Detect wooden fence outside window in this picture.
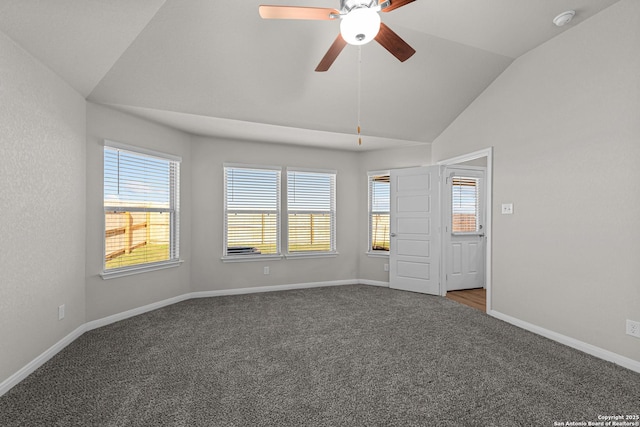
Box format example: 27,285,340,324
105,212,169,262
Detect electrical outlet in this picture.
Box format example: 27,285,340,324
263,266,270,275
501,203,514,215
626,320,640,338
384,264,389,272
58,304,65,321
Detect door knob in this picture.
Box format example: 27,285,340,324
390,233,397,237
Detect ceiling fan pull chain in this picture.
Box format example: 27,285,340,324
357,45,362,146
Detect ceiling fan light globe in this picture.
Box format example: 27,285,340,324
340,8,381,45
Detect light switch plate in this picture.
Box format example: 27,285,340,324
501,203,514,215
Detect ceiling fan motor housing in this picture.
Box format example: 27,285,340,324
340,0,380,13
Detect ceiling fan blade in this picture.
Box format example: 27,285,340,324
315,34,348,72
381,0,416,13
374,22,416,62
259,5,339,20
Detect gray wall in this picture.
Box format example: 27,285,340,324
432,0,640,362
190,137,363,291
85,103,192,322
0,30,87,383
84,107,430,317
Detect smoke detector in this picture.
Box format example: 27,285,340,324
553,10,575,27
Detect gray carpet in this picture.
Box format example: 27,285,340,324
0,285,638,426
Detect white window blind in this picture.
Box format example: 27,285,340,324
368,173,390,252
287,170,336,253
104,145,180,271
451,176,479,233
224,166,281,256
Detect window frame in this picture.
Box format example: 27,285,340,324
101,141,182,279
222,163,283,262
285,167,337,258
367,170,391,256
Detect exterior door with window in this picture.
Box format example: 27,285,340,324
389,166,441,295
444,167,485,291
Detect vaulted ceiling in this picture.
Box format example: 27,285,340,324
0,0,620,150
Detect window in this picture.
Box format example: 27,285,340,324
368,172,390,252
287,169,336,254
104,144,180,274
224,165,281,257
451,176,479,233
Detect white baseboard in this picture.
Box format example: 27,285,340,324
85,293,192,332
85,279,359,331
489,309,640,374
358,279,389,287
190,279,359,299
0,325,86,397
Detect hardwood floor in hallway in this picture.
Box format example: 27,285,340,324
446,288,486,311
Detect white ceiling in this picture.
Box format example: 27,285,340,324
0,0,620,151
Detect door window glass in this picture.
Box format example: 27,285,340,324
451,177,479,233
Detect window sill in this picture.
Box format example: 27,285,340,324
366,251,389,258
285,252,339,260
221,255,284,263
101,259,183,280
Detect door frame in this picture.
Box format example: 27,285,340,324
437,147,493,312
443,165,486,292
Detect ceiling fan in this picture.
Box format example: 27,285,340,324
259,0,416,71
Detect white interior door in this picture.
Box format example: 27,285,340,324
444,167,486,291
389,166,441,295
